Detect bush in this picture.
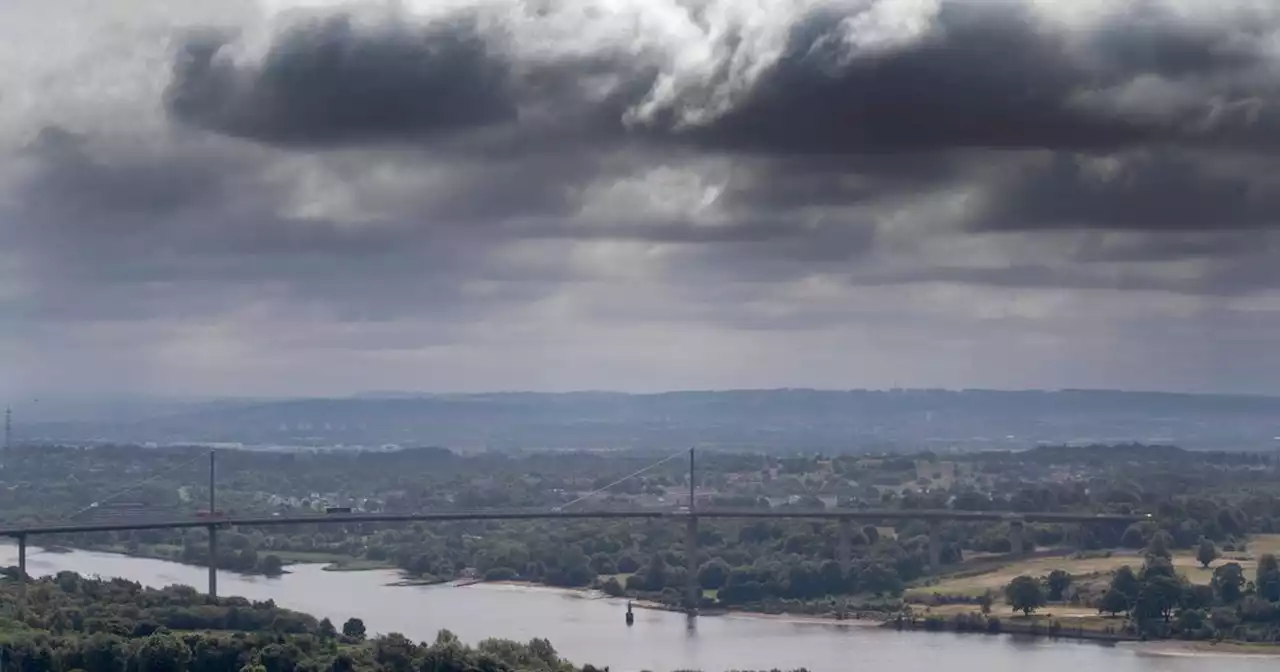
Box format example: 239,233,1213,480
600,577,625,597
484,567,519,582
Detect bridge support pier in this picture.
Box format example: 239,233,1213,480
928,520,942,572
838,518,852,579
685,515,699,615
207,525,218,599
16,533,26,617
1009,520,1025,558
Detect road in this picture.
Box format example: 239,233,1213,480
0,507,1147,537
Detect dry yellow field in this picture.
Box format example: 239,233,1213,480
909,534,1280,599
924,602,1103,620
917,603,1124,633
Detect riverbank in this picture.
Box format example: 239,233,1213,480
35,542,1280,654
56,542,395,575
6,543,1279,672
479,580,886,627
14,544,1234,672
1128,641,1280,658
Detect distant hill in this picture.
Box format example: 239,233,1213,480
17,389,1280,453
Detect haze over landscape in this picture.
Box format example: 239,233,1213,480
13,3,1280,668
5,0,1280,402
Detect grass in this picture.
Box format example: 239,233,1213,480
907,534,1280,600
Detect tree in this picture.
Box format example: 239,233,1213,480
1004,575,1046,616
1140,556,1177,582
1134,574,1182,623
858,561,903,597
1097,589,1129,616
1212,562,1246,604
1196,539,1218,569
1120,524,1147,549
1256,553,1280,602
1045,570,1071,601
600,576,624,597
1110,565,1141,604
342,617,366,640
1145,530,1173,560
616,554,641,574
135,633,192,672
259,554,284,577
642,553,667,592
697,559,730,590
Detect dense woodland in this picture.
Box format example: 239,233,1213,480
1,443,1278,616
0,572,805,671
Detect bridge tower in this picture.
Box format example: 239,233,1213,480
1008,518,1025,558
208,450,218,599
685,447,699,616
928,519,943,571
837,518,852,578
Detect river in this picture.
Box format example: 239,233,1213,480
1,544,1272,672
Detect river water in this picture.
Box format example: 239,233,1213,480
0,545,1272,672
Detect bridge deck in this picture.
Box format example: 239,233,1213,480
0,508,1146,537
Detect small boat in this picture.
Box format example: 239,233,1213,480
625,601,635,626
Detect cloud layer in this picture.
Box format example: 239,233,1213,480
4,0,1280,399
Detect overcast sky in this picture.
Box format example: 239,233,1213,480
3,0,1280,399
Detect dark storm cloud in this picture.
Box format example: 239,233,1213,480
161,1,1280,155
676,9,1122,153
974,151,1280,233
161,0,1280,161
670,4,1142,154
166,12,518,146
1088,8,1263,78
18,0,1280,338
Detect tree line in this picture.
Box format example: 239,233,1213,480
0,570,808,672
1002,533,1280,642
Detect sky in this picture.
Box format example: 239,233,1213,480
3,0,1280,399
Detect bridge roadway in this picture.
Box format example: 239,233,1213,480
0,506,1145,612
0,507,1146,538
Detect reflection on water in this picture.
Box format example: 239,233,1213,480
2,545,1275,672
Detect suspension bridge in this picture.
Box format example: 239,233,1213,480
0,448,1147,615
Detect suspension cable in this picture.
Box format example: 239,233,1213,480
64,451,210,520
557,449,688,510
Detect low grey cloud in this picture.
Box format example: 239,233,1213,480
5,0,1280,399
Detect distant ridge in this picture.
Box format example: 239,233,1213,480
19,389,1280,452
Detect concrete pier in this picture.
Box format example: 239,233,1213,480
838,518,853,579
1009,519,1025,557
208,525,218,598
685,515,699,615
17,533,26,616
928,520,942,571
